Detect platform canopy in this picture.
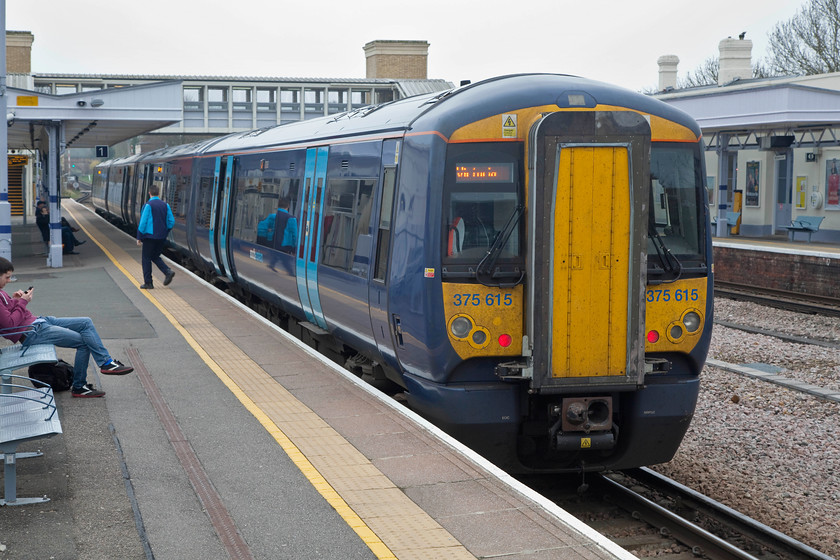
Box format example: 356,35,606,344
6,80,183,150
656,79,840,150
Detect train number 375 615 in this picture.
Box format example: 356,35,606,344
453,293,513,306
645,288,699,303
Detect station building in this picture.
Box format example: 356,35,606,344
654,37,840,243
3,32,452,219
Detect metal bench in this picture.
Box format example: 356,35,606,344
711,211,741,235
781,215,824,242
1,342,61,506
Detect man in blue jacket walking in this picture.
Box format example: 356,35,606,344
136,185,175,289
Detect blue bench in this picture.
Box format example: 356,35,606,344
781,215,824,242
0,342,61,506
711,211,741,234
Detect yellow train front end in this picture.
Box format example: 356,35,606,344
433,84,710,472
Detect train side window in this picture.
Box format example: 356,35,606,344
195,159,217,230
373,167,396,282
321,178,376,276
169,159,192,225
229,154,301,247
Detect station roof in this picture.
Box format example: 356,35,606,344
654,74,840,149
31,72,454,99
5,80,183,150
657,81,840,131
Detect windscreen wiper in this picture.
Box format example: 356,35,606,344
476,204,525,288
648,225,683,284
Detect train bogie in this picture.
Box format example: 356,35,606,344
93,74,712,473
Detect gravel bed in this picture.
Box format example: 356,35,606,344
652,298,840,558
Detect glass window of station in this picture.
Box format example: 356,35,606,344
183,87,203,110
280,88,301,123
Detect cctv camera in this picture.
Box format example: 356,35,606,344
77,100,87,107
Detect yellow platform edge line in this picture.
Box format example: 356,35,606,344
71,209,399,560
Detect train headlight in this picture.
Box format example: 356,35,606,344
450,316,473,339
472,330,487,345
683,311,701,333
669,324,683,340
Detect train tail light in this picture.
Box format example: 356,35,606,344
498,333,512,347
646,330,660,343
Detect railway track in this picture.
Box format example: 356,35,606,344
714,281,840,317
524,469,832,560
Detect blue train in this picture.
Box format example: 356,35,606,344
92,74,713,473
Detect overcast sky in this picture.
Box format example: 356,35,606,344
7,0,804,93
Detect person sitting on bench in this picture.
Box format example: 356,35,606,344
0,257,133,398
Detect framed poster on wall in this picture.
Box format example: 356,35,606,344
796,176,808,209
745,161,760,207
827,158,840,209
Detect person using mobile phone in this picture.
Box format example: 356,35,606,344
0,257,133,398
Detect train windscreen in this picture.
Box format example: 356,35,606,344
648,143,706,277
442,144,524,284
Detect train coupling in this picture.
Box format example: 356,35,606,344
549,396,616,451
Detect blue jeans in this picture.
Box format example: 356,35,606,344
21,316,112,389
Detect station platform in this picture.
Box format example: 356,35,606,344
713,233,840,258
712,233,840,300
0,201,634,560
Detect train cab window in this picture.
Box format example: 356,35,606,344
649,144,706,274
321,178,376,277
442,145,524,283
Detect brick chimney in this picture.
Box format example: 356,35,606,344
363,40,429,79
718,36,752,85
657,54,679,90
6,31,34,74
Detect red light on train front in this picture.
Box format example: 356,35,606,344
498,333,512,347
647,330,660,343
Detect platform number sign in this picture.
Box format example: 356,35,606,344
95,145,109,158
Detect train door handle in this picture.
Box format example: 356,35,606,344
598,253,611,269
393,315,404,347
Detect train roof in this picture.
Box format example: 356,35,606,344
98,74,702,165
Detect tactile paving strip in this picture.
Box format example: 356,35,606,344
71,207,476,559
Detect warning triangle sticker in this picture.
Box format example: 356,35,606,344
503,116,515,127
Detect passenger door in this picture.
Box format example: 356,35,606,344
369,140,401,372
295,147,329,329
774,151,792,232
209,155,236,280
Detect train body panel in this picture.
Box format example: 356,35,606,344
93,74,711,473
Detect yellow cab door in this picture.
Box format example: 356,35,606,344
527,110,650,392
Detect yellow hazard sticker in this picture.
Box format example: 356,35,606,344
581,438,591,449
502,113,517,138
17,96,38,106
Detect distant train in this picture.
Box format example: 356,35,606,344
92,74,713,473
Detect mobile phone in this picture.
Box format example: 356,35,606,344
25,286,33,293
